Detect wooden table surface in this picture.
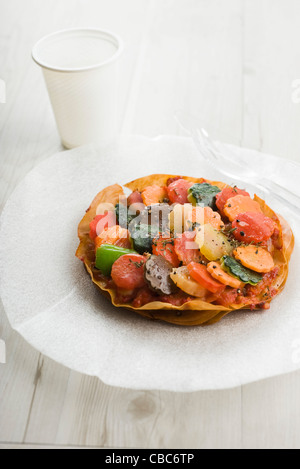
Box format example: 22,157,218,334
1,0,300,450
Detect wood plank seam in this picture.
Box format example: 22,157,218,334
22,355,44,443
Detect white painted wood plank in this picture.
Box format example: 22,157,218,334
23,357,71,445
0,304,40,443
242,372,300,449
0,0,53,436
243,0,300,163
122,0,244,145
54,373,241,449
241,0,300,449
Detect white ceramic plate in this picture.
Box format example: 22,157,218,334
0,136,299,391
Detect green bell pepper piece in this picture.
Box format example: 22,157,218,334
95,244,137,276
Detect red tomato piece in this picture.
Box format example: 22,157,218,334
215,288,239,307
89,212,116,240
152,236,180,267
245,267,279,299
166,176,182,186
167,179,193,205
111,254,146,290
216,186,250,216
132,286,157,308
187,262,225,294
232,212,277,244
127,191,143,206
174,231,202,265
160,293,191,306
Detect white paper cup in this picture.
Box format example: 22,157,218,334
32,28,124,149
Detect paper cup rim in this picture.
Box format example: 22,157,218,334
32,27,124,73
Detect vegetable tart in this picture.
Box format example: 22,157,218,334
76,175,294,326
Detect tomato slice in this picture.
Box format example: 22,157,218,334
132,286,157,308
127,191,143,206
111,254,147,289
215,288,239,307
167,179,192,205
216,186,250,216
89,212,116,240
166,176,182,186
174,231,202,265
187,262,225,294
152,236,180,267
232,212,277,244
159,292,192,306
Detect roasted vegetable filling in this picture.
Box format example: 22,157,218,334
84,177,285,313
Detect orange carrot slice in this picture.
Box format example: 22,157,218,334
95,226,131,250
141,185,168,206
187,262,225,294
233,245,275,273
216,186,250,216
207,262,245,289
186,207,224,231
224,195,262,221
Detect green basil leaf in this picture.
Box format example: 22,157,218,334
188,183,221,208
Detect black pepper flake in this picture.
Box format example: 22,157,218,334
228,204,232,208
236,219,240,223
240,231,245,237
213,265,217,269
